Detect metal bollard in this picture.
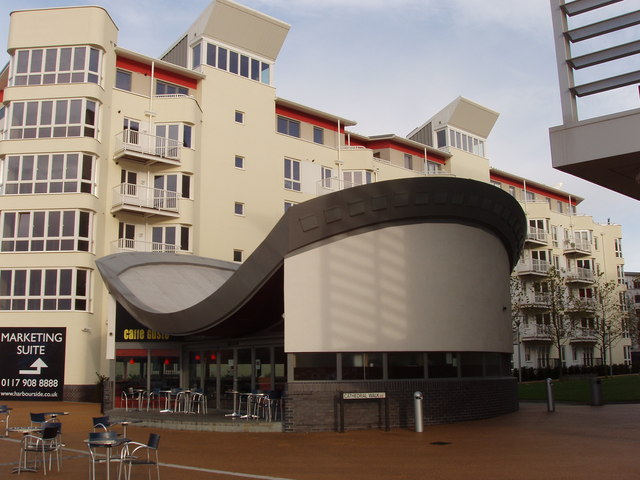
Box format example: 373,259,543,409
414,391,424,432
590,378,603,406
546,378,555,412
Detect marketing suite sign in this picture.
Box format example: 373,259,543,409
0,327,66,401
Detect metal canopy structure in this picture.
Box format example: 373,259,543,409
549,0,640,200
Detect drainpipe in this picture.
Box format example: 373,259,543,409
336,119,342,190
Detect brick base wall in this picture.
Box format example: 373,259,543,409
283,377,518,432
62,384,98,403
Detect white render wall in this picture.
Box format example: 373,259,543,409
284,223,513,353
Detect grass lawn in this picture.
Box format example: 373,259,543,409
518,374,640,403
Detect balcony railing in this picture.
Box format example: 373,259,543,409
111,183,179,216
518,292,551,309
566,267,594,283
114,129,182,165
526,227,548,244
516,259,551,275
570,328,597,342
563,238,591,254
567,298,596,312
112,238,187,254
520,324,553,340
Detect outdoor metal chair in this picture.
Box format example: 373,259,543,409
18,424,61,475
0,405,10,436
87,430,120,480
119,433,160,480
92,416,111,431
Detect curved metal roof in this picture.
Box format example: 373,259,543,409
96,177,527,337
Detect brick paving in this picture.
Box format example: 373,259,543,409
1,400,639,479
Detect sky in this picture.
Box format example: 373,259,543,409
1,0,638,270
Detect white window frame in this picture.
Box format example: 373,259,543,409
284,158,301,191
12,46,101,86
8,98,98,139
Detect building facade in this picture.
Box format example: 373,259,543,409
0,0,629,430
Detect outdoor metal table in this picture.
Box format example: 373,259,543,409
113,420,142,437
225,390,241,418
85,436,130,480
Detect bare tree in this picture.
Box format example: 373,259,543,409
544,266,572,369
591,272,627,374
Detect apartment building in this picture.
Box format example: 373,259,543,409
0,0,628,429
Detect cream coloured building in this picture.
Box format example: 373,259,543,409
0,0,628,430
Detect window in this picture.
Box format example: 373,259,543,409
233,249,243,262
525,190,535,202
1,210,91,252
155,80,188,96
9,98,97,139
277,116,300,137
284,201,296,212
321,167,333,189
284,159,301,191
388,352,424,379
234,202,245,216
617,265,625,285
115,69,132,91
203,41,271,84
342,170,372,187
153,174,179,210
235,111,244,124
3,153,96,195
615,238,623,258
13,46,101,86
192,43,201,69
313,126,324,144
557,200,564,213
404,153,413,170
436,129,447,148
491,180,502,188
445,127,485,156
151,225,190,253
155,124,191,158
426,161,441,175
342,353,383,380
235,155,244,169
0,268,89,311
181,175,191,199
118,222,136,250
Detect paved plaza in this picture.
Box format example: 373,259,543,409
1,400,638,479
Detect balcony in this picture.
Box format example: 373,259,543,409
316,177,361,196
563,239,591,256
566,267,594,284
516,259,550,276
525,227,548,246
111,238,188,254
520,324,553,342
569,328,597,343
114,129,182,166
519,292,551,309
111,183,180,218
567,298,596,313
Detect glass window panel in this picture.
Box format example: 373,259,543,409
30,49,43,72
293,353,336,381
192,43,201,68
78,212,89,238
25,103,38,125
21,156,34,181
66,154,78,179
47,211,61,237
44,270,58,296
7,157,20,181
116,70,132,90
59,269,72,295
0,271,12,297
260,62,270,84
428,352,458,378
89,48,100,73
32,212,45,237
2,213,16,238
16,51,29,74
51,155,64,179
229,51,238,74
17,213,30,237
251,59,260,81
14,270,27,296
69,99,82,124
62,211,75,236
240,55,249,77
11,102,24,126
73,47,86,70
76,270,87,296
206,43,216,66
217,47,227,70
40,101,53,125
55,100,68,124
460,352,483,377
29,270,42,296
59,48,72,70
